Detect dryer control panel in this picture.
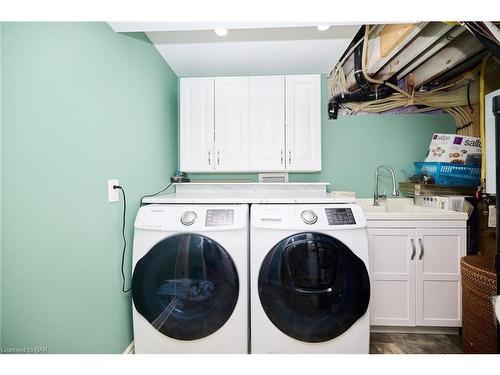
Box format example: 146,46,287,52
135,204,247,231
325,208,356,225
206,209,234,226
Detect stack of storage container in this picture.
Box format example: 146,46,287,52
415,133,482,187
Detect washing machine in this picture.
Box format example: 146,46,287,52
250,203,370,353
132,204,248,353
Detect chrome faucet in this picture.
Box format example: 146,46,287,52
374,165,400,206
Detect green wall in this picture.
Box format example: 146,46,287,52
0,23,457,354
0,22,3,346
0,23,178,353
189,76,456,197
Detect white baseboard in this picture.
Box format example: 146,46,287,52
123,341,135,354
371,326,460,335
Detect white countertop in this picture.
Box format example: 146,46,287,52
142,192,355,204
174,182,330,186
143,182,355,204
142,184,467,222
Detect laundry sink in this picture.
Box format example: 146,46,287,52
359,198,432,212
362,204,438,214
361,204,388,213
357,198,467,220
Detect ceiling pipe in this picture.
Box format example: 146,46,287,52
328,41,395,120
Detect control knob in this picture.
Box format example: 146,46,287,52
301,210,318,225
180,211,197,226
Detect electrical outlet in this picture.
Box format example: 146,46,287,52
108,179,119,203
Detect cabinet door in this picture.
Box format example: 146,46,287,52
214,77,251,171
285,75,321,171
179,77,215,172
415,228,465,327
249,76,285,171
368,228,417,326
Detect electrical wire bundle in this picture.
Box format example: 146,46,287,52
328,25,500,130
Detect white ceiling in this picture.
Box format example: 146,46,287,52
108,23,360,76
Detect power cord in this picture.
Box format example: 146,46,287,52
140,182,173,206
113,185,131,293
113,182,174,294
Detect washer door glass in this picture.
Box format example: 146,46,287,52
132,234,239,341
258,232,370,343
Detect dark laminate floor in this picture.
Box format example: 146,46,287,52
370,332,463,354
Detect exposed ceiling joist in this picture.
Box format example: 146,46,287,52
411,31,484,88
396,26,466,80
345,23,428,89
376,23,455,82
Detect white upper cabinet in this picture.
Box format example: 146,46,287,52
180,77,215,172
179,74,321,173
214,77,251,171
285,75,321,171
249,76,285,171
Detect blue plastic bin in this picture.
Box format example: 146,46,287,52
414,162,480,186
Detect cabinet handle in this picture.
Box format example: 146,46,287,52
410,239,416,260
288,150,291,164
208,151,211,165
217,151,220,165
418,238,424,260
280,150,283,165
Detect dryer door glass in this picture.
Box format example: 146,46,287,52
132,234,239,341
258,232,370,343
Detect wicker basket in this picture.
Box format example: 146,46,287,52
461,256,498,353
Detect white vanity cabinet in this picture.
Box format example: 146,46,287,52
368,223,466,328
179,74,321,173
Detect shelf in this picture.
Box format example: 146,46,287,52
399,182,477,197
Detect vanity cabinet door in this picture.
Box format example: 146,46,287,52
415,228,465,327
368,228,417,326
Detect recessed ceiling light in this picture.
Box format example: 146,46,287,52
214,28,228,37
317,25,331,31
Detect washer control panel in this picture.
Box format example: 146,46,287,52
251,204,366,230
205,209,234,227
325,208,356,225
